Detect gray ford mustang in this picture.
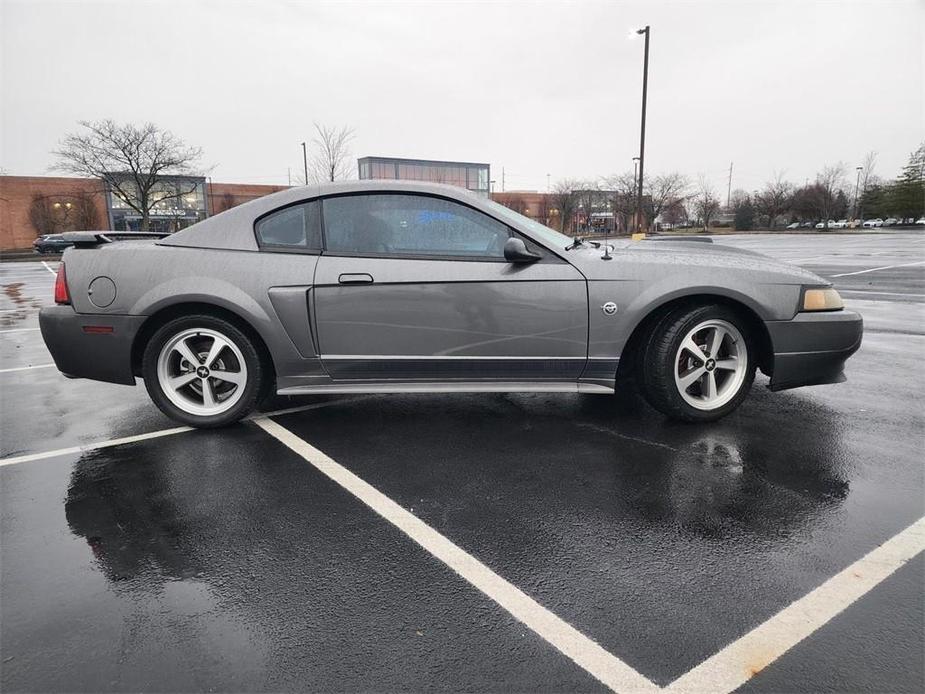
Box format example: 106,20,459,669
40,181,862,427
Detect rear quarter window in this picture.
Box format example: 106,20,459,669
255,201,322,252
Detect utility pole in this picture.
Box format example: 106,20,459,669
288,167,291,187
635,25,650,233
502,167,505,192
632,156,640,233
301,142,308,186
546,173,550,193
853,166,863,223
726,162,733,207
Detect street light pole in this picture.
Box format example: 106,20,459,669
853,166,863,224
301,142,309,186
632,156,640,233
635,25,650,233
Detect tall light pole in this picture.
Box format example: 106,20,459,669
853,166,863,224
635,25,650,233
301,141,309,186
632,156,640,233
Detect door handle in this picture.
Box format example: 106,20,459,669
338,273,374,284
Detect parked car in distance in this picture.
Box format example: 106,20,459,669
883,218,899,226
39,181,863,428
815,220,836,229
831,220,849,229
800,222,814,228
32,234,74,254
862,218,884,228
785,222,800,230
916,217,925,225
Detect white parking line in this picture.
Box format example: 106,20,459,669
41,261,58,276
0,328,40,334
840,290,925,298
257,419,925,694
0,275,54,281
665,516,925,693
0,397,367,467
0,363,54,374
0,426,195,467
255,416,659,694
831,260,925,278
791,255,830,264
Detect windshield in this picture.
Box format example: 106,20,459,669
481,198,573,249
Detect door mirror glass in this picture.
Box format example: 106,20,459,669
503,237,541,263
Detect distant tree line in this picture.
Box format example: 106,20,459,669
536,143,924,234
729,145,924,231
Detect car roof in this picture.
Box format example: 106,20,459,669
159,180,495,252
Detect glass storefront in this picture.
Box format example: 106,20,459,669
107,176,208,232
358,157,490,197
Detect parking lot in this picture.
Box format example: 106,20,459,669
2,231,923,692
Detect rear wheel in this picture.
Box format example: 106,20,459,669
142,315,264,428
641,304,755,422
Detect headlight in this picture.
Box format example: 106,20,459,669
802,287,844,311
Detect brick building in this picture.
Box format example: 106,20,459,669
0,175,288,252
490,191,557,227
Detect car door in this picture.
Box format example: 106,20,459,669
312,192,588,382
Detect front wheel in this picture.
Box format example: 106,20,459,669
641,305,755,422
142,315,265,428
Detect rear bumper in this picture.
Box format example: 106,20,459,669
765,310,863,391
38,306,144,385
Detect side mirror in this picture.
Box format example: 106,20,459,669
504,237,541,263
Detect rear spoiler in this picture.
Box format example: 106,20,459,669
60,231,171,248
644,235,714,244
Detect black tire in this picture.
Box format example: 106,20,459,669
640,304,755,422
142,314,265,428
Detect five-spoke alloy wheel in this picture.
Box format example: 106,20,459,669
641,304,755,422
673,319,749,411
143,315,264,427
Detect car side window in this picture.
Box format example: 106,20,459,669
322,194,512,259
255,201,322,252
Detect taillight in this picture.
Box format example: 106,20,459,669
54,263,70,305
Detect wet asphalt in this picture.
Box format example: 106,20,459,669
1,232,924,693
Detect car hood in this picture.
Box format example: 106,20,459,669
564,237,828,285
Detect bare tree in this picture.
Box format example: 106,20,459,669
600,172,638,234
695,177,721,230
856,151,877,221
661,198,688,227
29,192,101,235
53,120,204,231
308,123,355,183
646,172,691,228
574,181,601,234
812,163,848,229
754,172,794,229
548,179,581,234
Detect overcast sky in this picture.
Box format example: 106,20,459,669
2,0,922,194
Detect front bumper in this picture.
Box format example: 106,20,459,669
39,306,145,385
764,310,863,391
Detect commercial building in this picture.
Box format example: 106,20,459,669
107,175,208,232
358,156,490,197
0,175,288,251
